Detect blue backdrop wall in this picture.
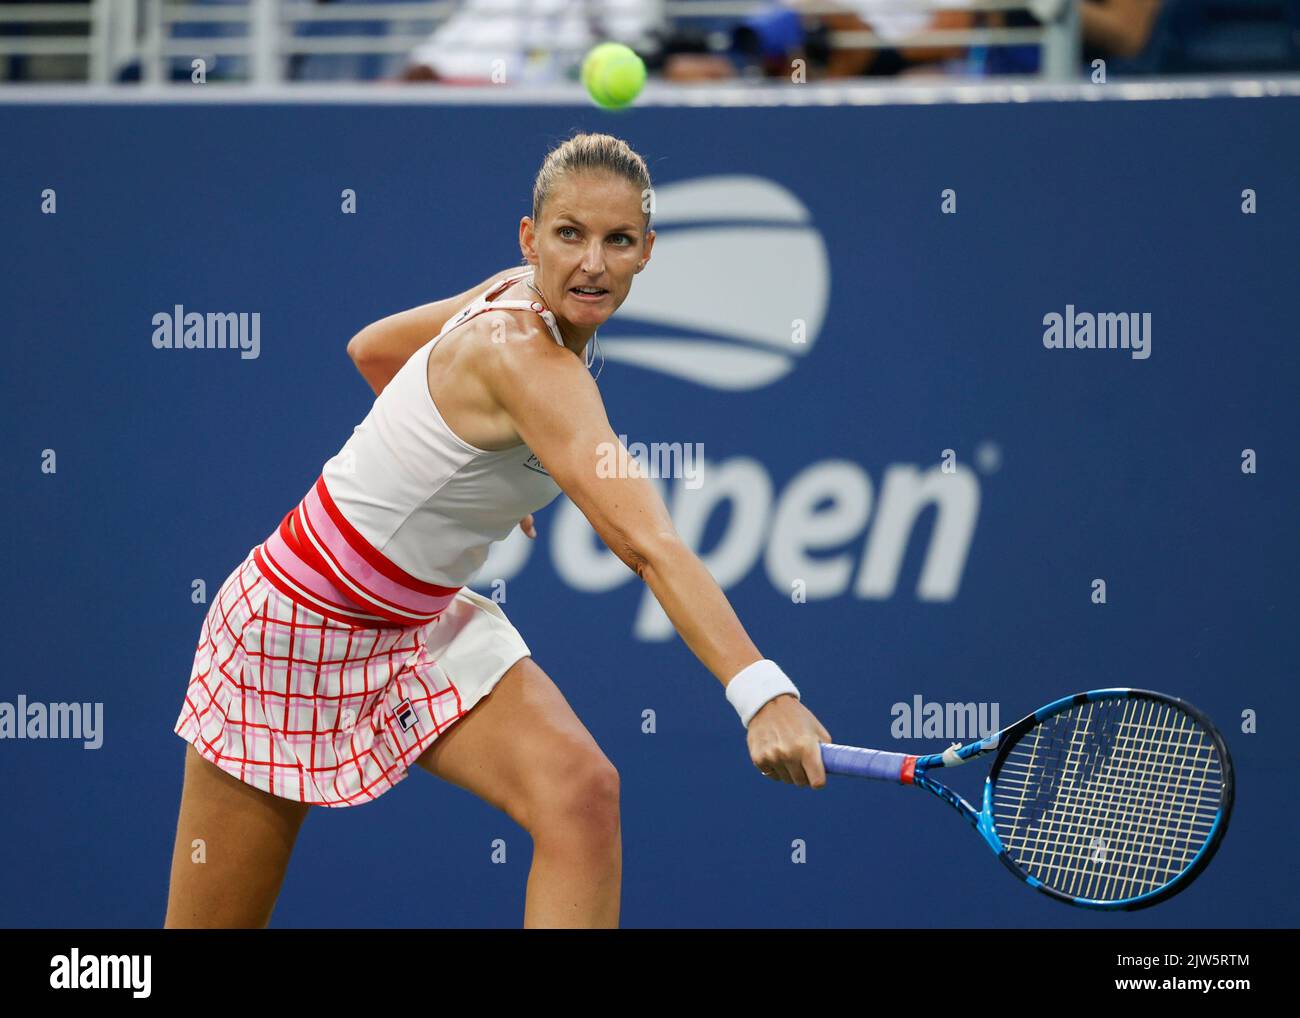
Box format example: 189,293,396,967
2,95,1296,928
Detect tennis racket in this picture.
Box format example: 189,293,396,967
819,688,1234,910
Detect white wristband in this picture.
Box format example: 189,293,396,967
725,659,800,729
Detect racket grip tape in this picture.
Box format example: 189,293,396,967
819,743,912,783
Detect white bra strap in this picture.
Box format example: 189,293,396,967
448,301,566,348
441,270,565,348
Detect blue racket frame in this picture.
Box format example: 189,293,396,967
818,687,1235,911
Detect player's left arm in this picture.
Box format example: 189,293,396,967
347,265,523,396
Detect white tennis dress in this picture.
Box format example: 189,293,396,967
174,269,568,806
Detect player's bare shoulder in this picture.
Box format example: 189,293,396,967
467,304,553,354
434,303,551,379
477,304,588,382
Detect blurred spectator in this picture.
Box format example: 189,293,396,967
1080,0,1162,60
720,5,828,77
666,0,981,80
972,4,1054,76
402,0,660,84
799,0,978,76
652,1,970,82
655,26,741,82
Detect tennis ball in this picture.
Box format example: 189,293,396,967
581,42,645,110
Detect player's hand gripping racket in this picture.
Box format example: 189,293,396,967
819,688,1233,910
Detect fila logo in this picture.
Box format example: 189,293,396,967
522,452,550,476
392,698,417,732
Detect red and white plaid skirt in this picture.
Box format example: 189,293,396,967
174,550,531,807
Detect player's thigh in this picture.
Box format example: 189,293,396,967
165,743,311,928
414,656,617,833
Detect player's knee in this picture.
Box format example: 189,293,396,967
525,752,620,843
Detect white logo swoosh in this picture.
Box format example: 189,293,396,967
607,176,830,390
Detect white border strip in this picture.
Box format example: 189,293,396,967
2,76,1300,107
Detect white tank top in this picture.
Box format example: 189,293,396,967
320,268,565,586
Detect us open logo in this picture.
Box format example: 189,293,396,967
470,175,987,641
603,174,830,390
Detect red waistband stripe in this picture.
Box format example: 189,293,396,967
253,476,461,628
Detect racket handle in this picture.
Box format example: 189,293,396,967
819,743,910,782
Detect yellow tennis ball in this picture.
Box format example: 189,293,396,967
581,42,646,110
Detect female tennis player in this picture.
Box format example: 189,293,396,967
166,132,831,929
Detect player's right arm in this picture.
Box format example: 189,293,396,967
482,325,832,787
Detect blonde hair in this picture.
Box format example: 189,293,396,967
531,132,652,232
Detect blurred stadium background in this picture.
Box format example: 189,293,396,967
3,1,1298,930
2,0,1298,86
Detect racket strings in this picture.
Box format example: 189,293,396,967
1004,700,1221,899
1015,700,1218,900
991,697,1224,902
